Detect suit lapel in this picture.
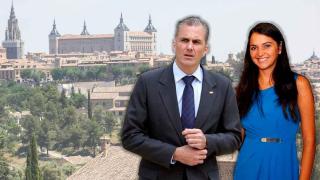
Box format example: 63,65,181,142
158,64,184,143
195,69,217,129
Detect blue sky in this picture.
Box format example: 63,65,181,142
0,0,319,63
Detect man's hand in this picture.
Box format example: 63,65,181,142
182,128,207,150
173,145,207,166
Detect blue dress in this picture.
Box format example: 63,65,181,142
234,86,300,180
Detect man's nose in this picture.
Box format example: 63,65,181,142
186,42,193,50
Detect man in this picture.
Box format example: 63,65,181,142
121,16,241,180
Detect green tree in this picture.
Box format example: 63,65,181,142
21,115,41,144
59,88,68,108
20,69,33,79
0,116,20,153
44,102,59,124
0,98,6,115
96,66,108,80
70,93,86,108
20,69,46,84
70,86,75,96
65,68,80,82
38,119,55,155
93,106,104,124
6,84,31,111
111,65,122,84
29,90,46,117
42,84,60,105
25,134,41,180
33,71,46,84
123,67,134,77
51,68,65,81
41,164,63,180
93,106,117,136
138,64,151,74
104,112,117,136
61,106,77,129
87,89,92,119
84,119,103,157
0,155,10,180
86,67,99,81
68,125,85,150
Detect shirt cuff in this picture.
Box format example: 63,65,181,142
170,155,176,164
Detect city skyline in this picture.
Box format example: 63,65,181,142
0,0,319,63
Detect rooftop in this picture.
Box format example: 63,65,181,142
60,34,114,40
67,146,140,180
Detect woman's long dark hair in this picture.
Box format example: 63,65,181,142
236,22,298,121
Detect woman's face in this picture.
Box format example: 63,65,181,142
249,32,282,72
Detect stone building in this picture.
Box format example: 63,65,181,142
2,3,24,59
291,51,320,81
0,47,6,62
90,84,133,117
0,66,15,80
49,14,157,55
0,59,53,81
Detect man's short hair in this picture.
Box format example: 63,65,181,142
174,16,210,43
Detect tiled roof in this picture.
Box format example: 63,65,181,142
60,34,114,40
68,145,237,180
90,92,118,100
92,85,134,93
67,146,140,180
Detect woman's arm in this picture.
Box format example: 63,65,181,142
296,75,316,180
241,128,245,142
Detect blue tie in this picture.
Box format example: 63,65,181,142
181,76,195,129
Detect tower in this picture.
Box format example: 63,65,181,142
80,21,90,35
144,15,157,54
2,2,24,59
48,19,61,54
114,13,130,51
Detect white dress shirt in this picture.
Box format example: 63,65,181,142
173,61,203,118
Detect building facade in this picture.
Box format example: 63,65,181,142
49,14,157,55
0,47,6,62
2,3,24,59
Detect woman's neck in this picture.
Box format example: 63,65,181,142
258,69,274,89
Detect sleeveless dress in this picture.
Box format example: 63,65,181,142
233,86,300,180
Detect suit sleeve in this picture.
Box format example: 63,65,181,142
121,75,176,168
205,80,242,156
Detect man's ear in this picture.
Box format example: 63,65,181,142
204,44,210,56
172,40,176,53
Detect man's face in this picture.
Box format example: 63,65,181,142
173,24,208,73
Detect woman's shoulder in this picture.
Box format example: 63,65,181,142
295,74,312,92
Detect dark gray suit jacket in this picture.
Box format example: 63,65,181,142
122,63,241,180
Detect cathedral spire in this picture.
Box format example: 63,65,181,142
120,13,124,24
81,20,90,35
10,0,16,19
144,14,157,33
114,13,129,31
49,19,60,36
6,1,21,40
2,2,24,59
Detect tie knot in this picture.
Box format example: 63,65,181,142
182,76,195,85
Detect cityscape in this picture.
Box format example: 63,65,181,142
0,1,319,180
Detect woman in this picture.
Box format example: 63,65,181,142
233,22,315,180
